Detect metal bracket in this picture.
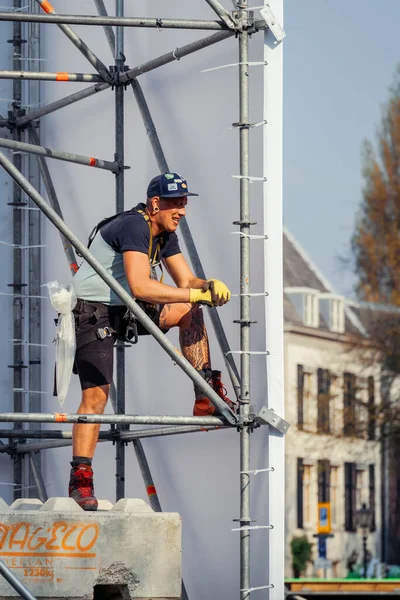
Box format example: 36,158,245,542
260,5,286,42
257,406,290,435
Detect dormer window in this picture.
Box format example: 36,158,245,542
284,287,320,328
319,294,345,333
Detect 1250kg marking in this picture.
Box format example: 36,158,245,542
0,521,99,553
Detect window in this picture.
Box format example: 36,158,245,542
318,460,330,502
344,462,356,531
297,458,313,529
369,465,376,532
330,466,339,526
285,288,319,328
356,467,368,509
330,298,345,333
304,293,319,327
297,458,303,528
368,376,375,441
319,295,345,333
343,372,356,436
297,366,315,431
297,365,304,430
317,369,330,434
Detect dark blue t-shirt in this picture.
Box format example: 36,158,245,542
101,203,181,260
73,204,181,305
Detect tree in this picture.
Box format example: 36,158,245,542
352,65,400,306
291,535,313,578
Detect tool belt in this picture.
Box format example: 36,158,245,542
73,299,139,349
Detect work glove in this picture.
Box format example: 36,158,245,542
189,279,231,307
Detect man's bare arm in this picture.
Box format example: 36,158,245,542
163,253,206,289
123,251,190,303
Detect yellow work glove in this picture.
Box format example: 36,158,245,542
189,279,231,307
205,279,231,304
189,288,214,306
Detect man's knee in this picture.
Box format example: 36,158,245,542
80,385,109,413
160,302,197,330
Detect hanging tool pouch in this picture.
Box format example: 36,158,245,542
111,301,160,342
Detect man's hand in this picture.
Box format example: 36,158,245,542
189,279,231,307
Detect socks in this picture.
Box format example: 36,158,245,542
71,456,92,468
194,368,213,400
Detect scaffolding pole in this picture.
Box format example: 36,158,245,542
0,136,119,171
0,424,224,441
0,559,38,600
93,0,115,55
29,127,79,274
10,0,24,501
114,0,126,502
0,70,103,82
238,7,251,599
0,412,227,426
16,28,235,128
0,150,238,423
34,0,112,82
27,0,44,500
0,12,228,31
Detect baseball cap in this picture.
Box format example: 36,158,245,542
147,173,199,199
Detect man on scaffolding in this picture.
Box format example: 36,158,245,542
68,172,235,510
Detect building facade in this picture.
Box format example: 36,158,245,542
283,230,382,578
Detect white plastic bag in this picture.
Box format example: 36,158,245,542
45,280,77,405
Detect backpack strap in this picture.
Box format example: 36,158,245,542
134,206,165,283
77,205,166,283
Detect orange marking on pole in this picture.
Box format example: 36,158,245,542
55,413,67,423
40,0,54,13
147,485,157,496
89,157,97,167
70,263,79,274
56,73,69,81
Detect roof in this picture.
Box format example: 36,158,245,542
283,229,364,336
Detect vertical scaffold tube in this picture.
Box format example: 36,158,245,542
238,8,251,600
115,0,125,502
11,0,24,501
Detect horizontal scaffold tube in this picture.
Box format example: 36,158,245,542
0,425,225,453
0,424,225,441
0,70,103,82
0,12,228,30
0,150,237,423
0,412,227,426
16,28,235,127
0,137,119,172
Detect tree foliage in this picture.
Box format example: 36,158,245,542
352,66,400,305
291,535,313,578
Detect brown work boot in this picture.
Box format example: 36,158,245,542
193,370,236,417
69,464,98,511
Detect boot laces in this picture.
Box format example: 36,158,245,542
70,468,94,499
211,375,237,408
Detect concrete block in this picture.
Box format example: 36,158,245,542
113,499,153,513
39,498,83,512
97,499,114,511
9,499,43,511
0,496,181,599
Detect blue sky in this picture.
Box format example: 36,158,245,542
283,0,400,297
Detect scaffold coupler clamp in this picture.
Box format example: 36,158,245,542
109,65,131,90
232,9,254,35
6,108,25,132
236,405,258,432
256,406,290,435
